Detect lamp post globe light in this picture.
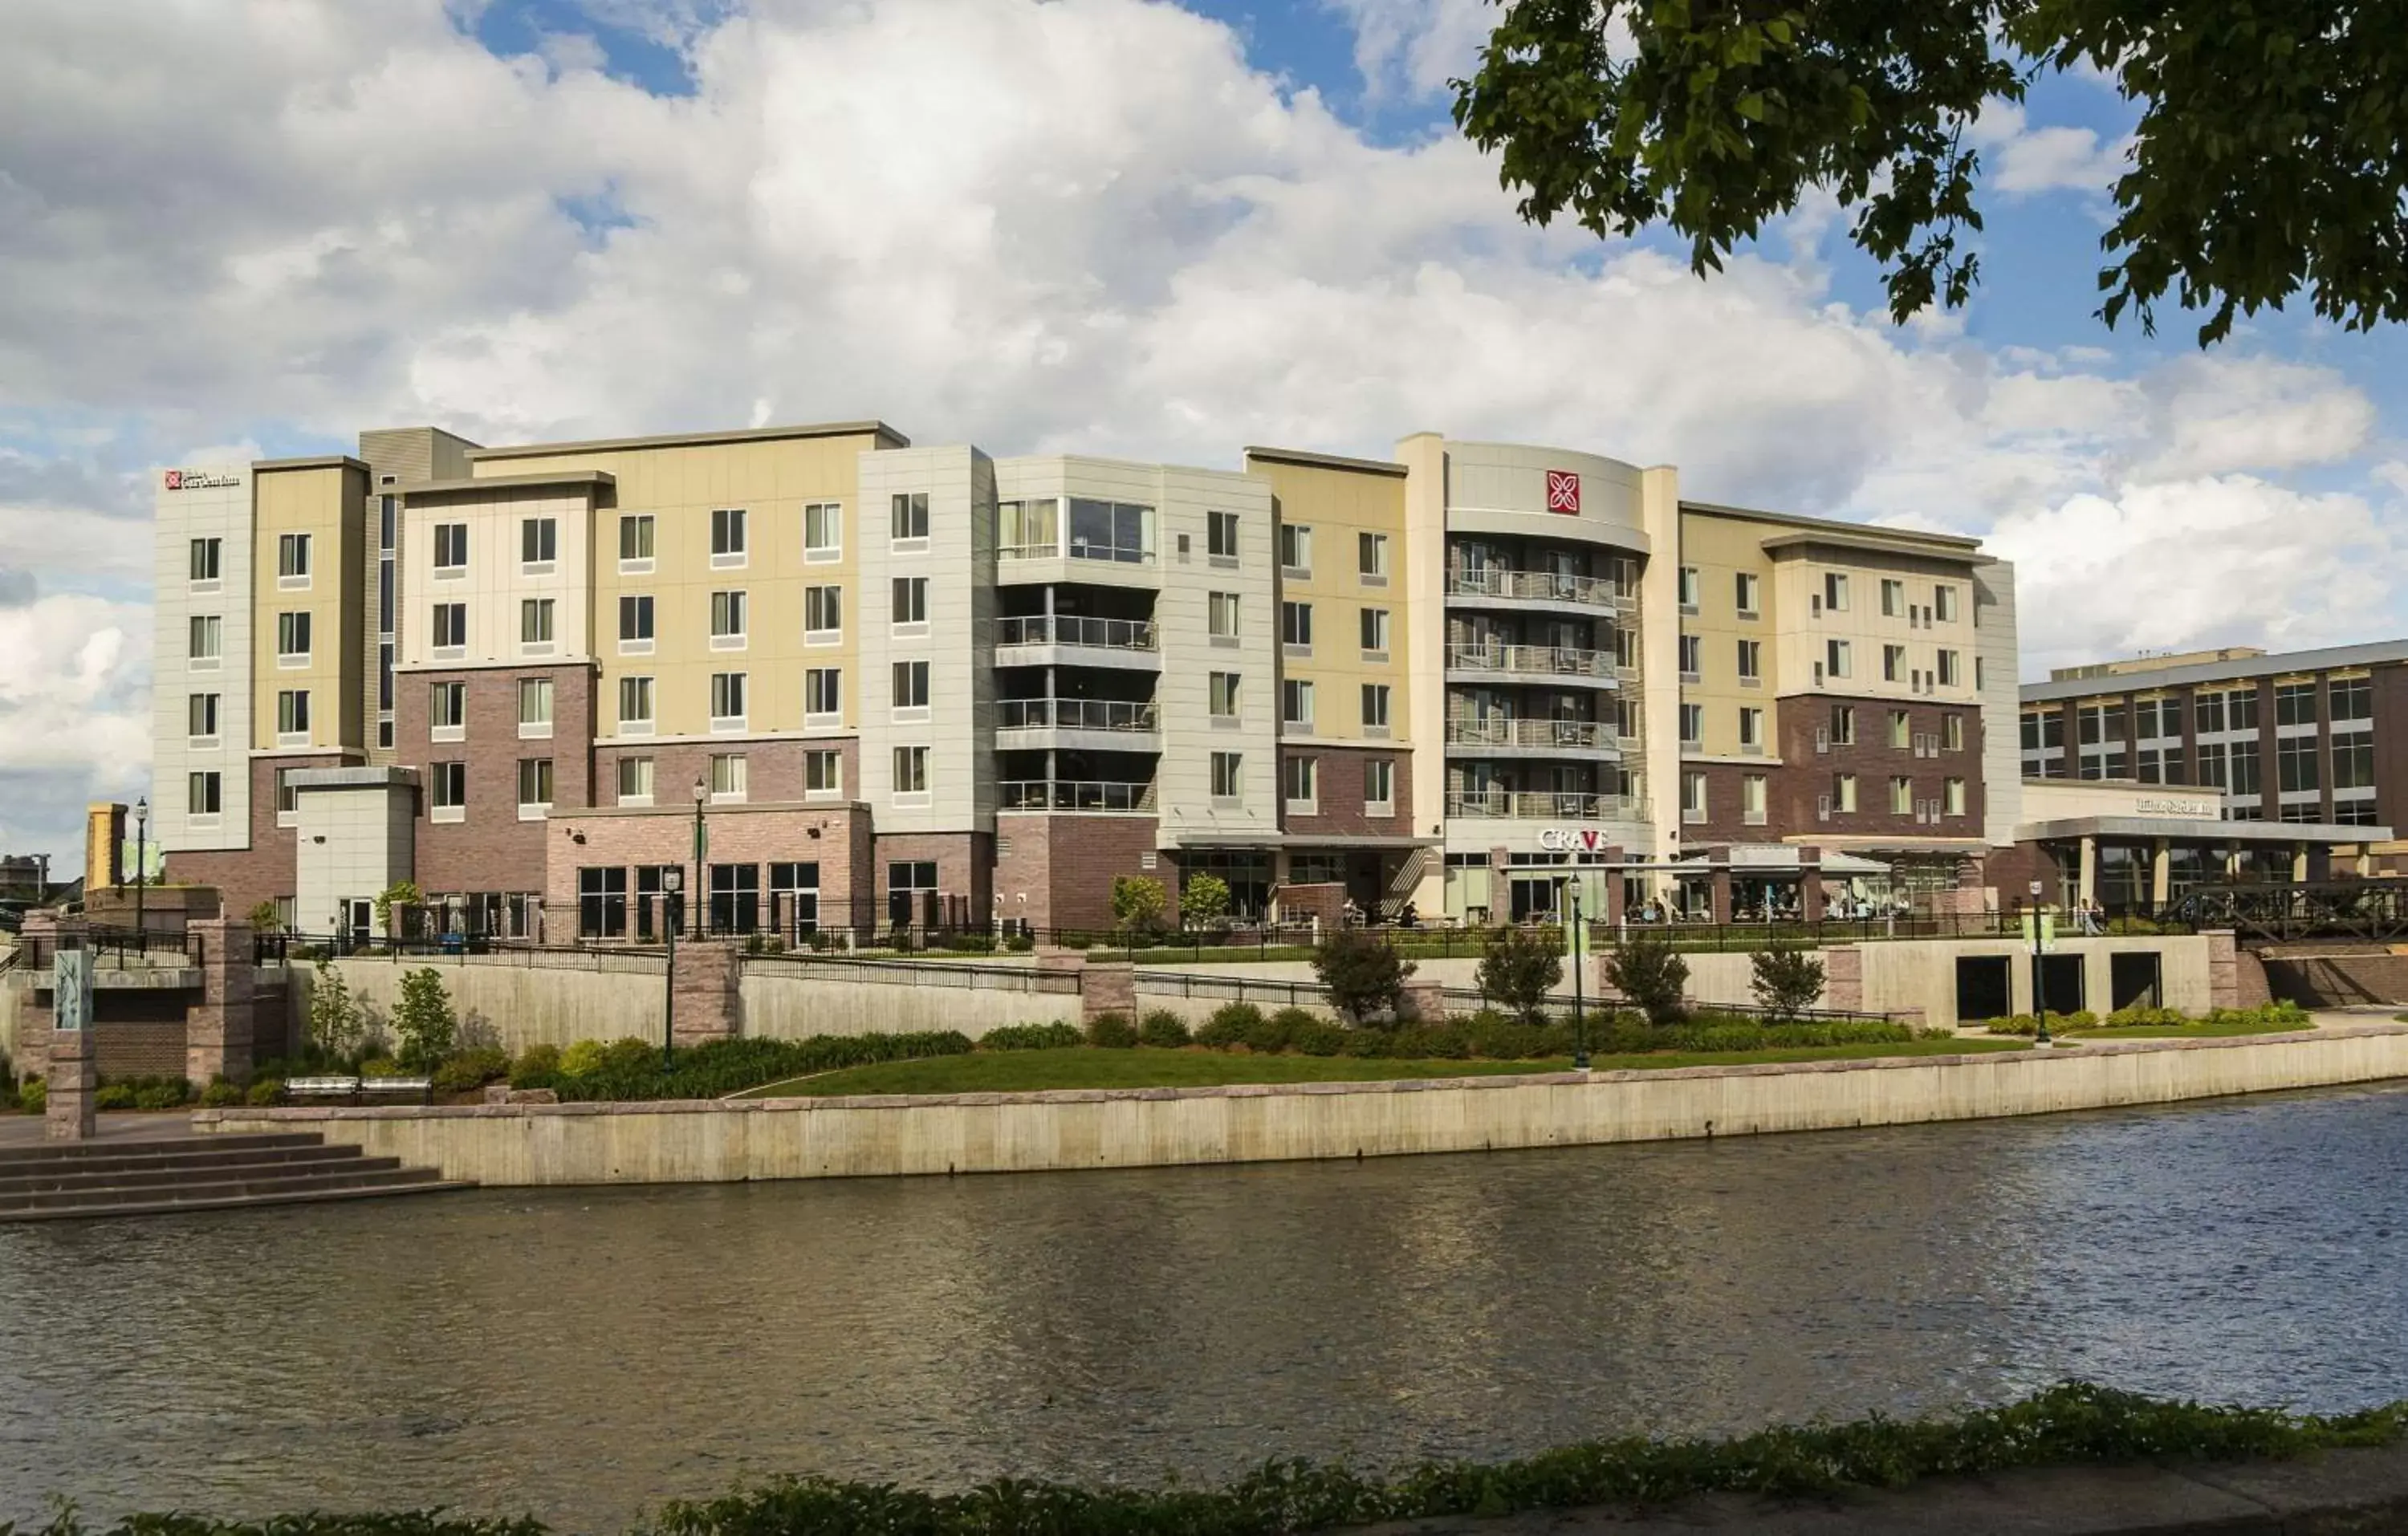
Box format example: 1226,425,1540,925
661,863,684,1071
132,796,148,941
691,776,709,941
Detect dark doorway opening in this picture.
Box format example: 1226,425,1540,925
2038,953,2086,1014
1955,956,2012,1024
2109,950,2163,1011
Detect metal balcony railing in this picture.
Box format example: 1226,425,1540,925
1444,717,1617,750
996,698,1160,732
1444,642,1617,679
995,615,1157,651
1445,789,1637,820
1446,568,1617,608
999,779,1159,812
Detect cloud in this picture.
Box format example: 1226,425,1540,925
0,591,151,860
1969,101,2133,195
1319,0,1492,101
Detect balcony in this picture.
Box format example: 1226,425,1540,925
999,778,1158,813
1446,789,1638,821
1444,642,1619,686
1445,718,1620,756
1446,568,1624,613
998,698,1159,732
994,613,1161,672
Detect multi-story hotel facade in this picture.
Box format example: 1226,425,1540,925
152,417,2038,940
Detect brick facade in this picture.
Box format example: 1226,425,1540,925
992,815,1161,931
170,751,352,919
1279,743,1413,839
872,831,993,930
1672,694,1986,845
544,802,875,939
592,737,860,814
396,662,595,896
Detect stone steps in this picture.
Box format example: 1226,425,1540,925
0,1134,473,1221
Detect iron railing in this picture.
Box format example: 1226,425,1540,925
999,779,1158,812
1446,789,1638,820
1446,568,1618,608
16,926,205,972
996,698,1160,733
1446,717,1618,750
995,614,1157,651
739,953,1082,993
1444,642,1618,679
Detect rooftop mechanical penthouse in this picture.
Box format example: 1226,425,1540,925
154,417,2067,941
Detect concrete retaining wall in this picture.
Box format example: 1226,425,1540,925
2260,947,2408,1008
197,1022,2408,1187
739,973,1080,1040
323,956,669,1051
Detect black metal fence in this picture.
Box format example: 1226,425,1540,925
16,925,205,972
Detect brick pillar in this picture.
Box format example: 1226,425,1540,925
669,939,742,1047
1602,848,1626,924
187,917,254,1087
1823,945,1864,1014
1800,847,1825,921
2205,929,2239,1011
40,916,96,1141
1708,848,1734,924
1081,961,1136,1023
1401,977,1446,1024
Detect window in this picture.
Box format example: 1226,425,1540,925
187,693,219,740
1681,770,1707,823
1883,644,1906,682
429,761,466,815
2195,690,2226,734
2335,738,2377,790
1678,633,1701,677
893,745,929,797
431,603,466,650
2137,746,2186,784
2136,696,2180,741
891,576,928,628
1833,773,1857,813
520,517,557,568
2227,687,2260,733
1742,774,1767,824
893,659,930,713
2196,741,2228,789
517,758,554,815
1283,754,1317,809
887,860,938,926
804,750,842,796
710,671,747,728
433,522,469,572
710,753,748,798
804,586,842,641
277,610,311,663
1210,751,1243,800
2229,746,2262,799
1279,523,1312,575
1889,709,1910,749
710,506,747,564
188,770,222,817
619,594,654,648
1938,650,1961,688
1358,532,1389,583
803,502,842,562
2333,677,2373,724
2076,701,2128,779
518,677,554,737
1880,578,1904,617
2277,734,2320,794
1735,571,1760,615
1943,713,1964,751
805,668,841,721
1067,498,1152,563
276,689,310,739
1208,510,1239,563
1830,705,1856,746
1824,571,1849,611
1825,639,1851,678
1887,776,1912,814
1280,599,1312,652
710,590,747,647
278,532,311,583
1677,567,1700,610
1208,591,1240,642
1360,607,1390,656
617,676,653,731
1739,706,1764,750
429,681,466,737
189,537,222,583
1209,672,1240,720
1945,777,1967,815
1737,639,1761,681
276,767,302,817
2276,681,2318,727
578,867,628,941
1365,758,1394,812
188,614,222,664
1935,584,1959,623
890,491,929,542
1362,683,1390,733
1282,678,1316,730
1679,702,1702,745
520,598,555,648
619,514,655,566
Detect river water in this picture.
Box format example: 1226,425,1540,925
5,1084,2407,1532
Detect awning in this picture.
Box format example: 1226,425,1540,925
2015,816,2394,843
1670,846,1890,876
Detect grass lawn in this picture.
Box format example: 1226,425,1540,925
731,1038,2029,1099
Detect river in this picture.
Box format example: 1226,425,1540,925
5,1083,2407,1532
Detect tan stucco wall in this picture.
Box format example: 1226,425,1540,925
197,1023,2408,1185
1678,935,2214,1026
739,973,1080,1038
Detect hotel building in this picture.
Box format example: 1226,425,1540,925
152,418,2036,940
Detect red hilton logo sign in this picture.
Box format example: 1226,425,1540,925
163,470,181,490
1544,469,1580,514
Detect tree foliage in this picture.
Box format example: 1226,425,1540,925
1749,945,1827,1022
1603,933,1690,1026
1313,929,1417,1023
1109,875,1170,934
307,957,364,1061
1477,924,1565,1023
1452,0,2408,345
1179,872,1233,927
393,967,459,1070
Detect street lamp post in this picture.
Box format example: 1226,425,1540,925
661,864,683,1071
1570,883,1590,1071
132,797,148,943
2028,879,2053,1048
691,777,709,941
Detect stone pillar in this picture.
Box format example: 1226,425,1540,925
2204,929,2240,1012
669,939,742,1048
1708,847,1733,924
2150,839,2172,912
43,916,96,1142
1799,847,1825,922
1401,977,1446,1025
2293,842,2311,883
1602,848,1626,924
2305,843,2333,883
1822,945,1864,1014
187,917,254,1087
2078,835,2098,908
1081,961,1136,1023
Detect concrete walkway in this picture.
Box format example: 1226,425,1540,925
0,1114,196,1149
1357,1441,2408,1534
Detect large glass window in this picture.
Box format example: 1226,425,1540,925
619,514,654,563
277,611,311,660
516,758,554,811
620,594,654,643
2277,734,2320,794
430,681,466,733
518,677,554,733
887,860,938,928
579,867,628,940
1068,498,1152,563
189,537,222,583
890,492,930,542
279,532,311,581
433,523,469,571
1208,510,1239,561
519,599,555,646
710,672,747,725
520,517,557,567
804,586,842,640
431,603,466,648
2333,676,2373,723
710,863,761,935
2276,681,2317,727
803,502,843,561
710,506,747,561
710,590,747,644
188,770,223,816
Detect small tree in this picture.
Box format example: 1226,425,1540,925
246,900,283,933
372,880,423,937
392,967,459,1070
1313,928,1415,1024
1750,946,1827,1024
1603,933,1690,1028
1110,875,1169,935
1179,872,1232,928
1477,924,1563,1024
307,956,365,1062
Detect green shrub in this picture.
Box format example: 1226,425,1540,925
1749,945,1827,1022
1477,925,1563,1023
1137,1010,1191,1047
980,1022,1084,1051
1291,1019,1349,1056
246,1077,284,1106
559,1038,609,1078
1179,872,1232,927
17,1076,44,1114
1004,933,1035,953
360,1057,406,1080
1085,1012,1138,1049
1312,928,1414,1022
432,1046,512,1094
306,956,364,1059
94,1083,136,1111
393,968,460,1069
1110,875,1170,934
1603,933,1690,1026
511,1042,563,1086
1196,1002,1262,1049
552,1031,974,1102
1247,1006,1316,1053
198,1078,245,1108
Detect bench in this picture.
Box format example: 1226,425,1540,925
279,1075,431,1105
283,1076,361,1101
357,1076,433,1105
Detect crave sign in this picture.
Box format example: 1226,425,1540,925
1536,827,1615,853
163,469,242,491
1544,469,1580,514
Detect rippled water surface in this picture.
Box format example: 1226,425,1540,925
6,1084,2408,1531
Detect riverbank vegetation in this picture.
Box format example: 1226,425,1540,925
2,1382,2400,1535
1983,1000,2314,1039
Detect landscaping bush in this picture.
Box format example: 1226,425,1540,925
559,1039,610,1078
360,1057,406,1079
1179,872,1232,927
1137,1010,1192,1047
1085,1012,1139,1049
980,1022,1084,1051
246,1077,283,1106
542,1031,974,1101
1195,1002,1263,1049
510,1042,563,1086
432,1046,512,1094
393,967,459,1070
1250,1006,1317,1054
1004,933,1035,953
17,1076,44,1114
1749,946,1827,1022
94,1083,135,1111
198,1078,245,1108
1290,1018,1349,1056
1603,934,1689,1026
1477,925,1563,1023
306,956,365,1060
1312,928,1414,1022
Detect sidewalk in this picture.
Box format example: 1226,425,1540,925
0,1113,196,1149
